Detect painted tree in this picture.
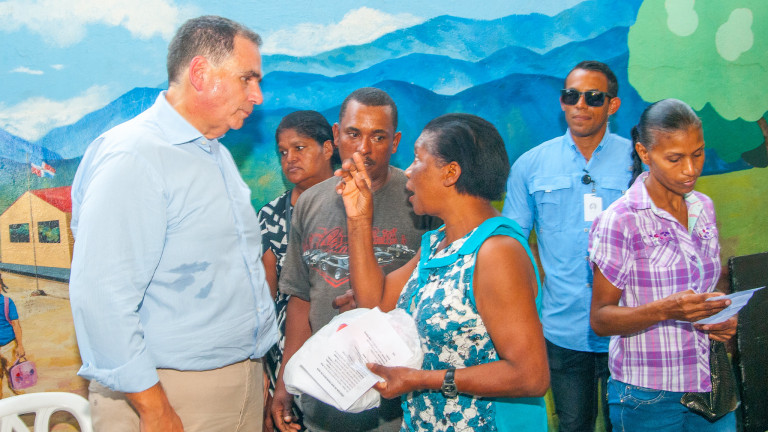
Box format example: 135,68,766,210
628,0,768,166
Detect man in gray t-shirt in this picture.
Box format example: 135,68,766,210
272,88,434,432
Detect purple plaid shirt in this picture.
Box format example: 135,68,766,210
589,172,720,392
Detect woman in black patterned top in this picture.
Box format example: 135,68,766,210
259,110,338,430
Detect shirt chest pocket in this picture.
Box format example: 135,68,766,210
632,232,683,269
600,176,629,200
694,222,719,256
530,175,571,232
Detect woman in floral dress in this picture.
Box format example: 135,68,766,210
336,113,549,431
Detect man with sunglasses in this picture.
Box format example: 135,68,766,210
502,60,632,432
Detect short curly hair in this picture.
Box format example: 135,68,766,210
421,113,510,201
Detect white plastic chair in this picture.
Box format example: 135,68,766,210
0,392,93,432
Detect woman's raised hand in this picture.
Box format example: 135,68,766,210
335,152,374,220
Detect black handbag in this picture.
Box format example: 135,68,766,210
681,340,740,421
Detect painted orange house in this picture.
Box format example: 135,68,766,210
0,186,74,271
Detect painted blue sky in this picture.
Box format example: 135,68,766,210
0,0,584,141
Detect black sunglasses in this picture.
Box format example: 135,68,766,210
560,89,612,107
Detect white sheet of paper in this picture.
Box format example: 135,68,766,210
584,193,603,222
301,307,414,410
695,286,765,325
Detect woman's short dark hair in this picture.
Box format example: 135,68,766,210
275,110,340,165
630,98,702,184
421,113,510,201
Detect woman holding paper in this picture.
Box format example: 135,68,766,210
336,113,549,431
589,99,737,431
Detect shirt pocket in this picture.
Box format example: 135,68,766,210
694,222,721,287
694,222,719,256
632,231,682,269
529,175,571,233
600,176,629,199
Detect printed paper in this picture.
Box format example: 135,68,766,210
695,286,765,325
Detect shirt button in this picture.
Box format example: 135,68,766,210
584,228,589,232
586,283,591,288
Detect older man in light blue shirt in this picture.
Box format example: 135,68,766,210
503,61,633,432
70,16,276,432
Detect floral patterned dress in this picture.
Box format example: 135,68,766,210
395,217,547,432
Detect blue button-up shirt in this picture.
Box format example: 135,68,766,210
70,93,277,393
502,130,632,352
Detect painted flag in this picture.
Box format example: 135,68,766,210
42,162,56,176
31,161,56,177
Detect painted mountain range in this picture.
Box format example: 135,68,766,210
0,0,754,212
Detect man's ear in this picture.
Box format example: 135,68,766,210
188,56,208,91
608,96,621,116
443,162,461,187
391,131,402,154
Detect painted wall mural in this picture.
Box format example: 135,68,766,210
0,0,765,408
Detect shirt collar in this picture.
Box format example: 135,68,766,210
685,191,703,234
153,91,213,150
629,171,704,233
564,129,611,161
627,172,652,210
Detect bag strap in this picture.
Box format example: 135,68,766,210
3,296,9,324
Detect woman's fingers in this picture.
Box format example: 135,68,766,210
671,290,730,321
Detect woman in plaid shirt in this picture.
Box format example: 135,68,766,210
588,99,737,432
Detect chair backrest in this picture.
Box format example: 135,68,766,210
0,392,93,432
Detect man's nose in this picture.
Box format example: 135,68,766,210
248,81,263,105
357,138,372,154
575,93,588,108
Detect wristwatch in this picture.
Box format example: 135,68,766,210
441,368,458,398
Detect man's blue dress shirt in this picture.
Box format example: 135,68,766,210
70,93,277,393
502,130,632,352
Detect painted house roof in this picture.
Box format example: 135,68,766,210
30,186,72,213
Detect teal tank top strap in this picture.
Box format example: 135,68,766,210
460,217,542,312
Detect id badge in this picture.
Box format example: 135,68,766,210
584,193,603,222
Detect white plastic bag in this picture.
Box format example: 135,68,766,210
283,307,423,413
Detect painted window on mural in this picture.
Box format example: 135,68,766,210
38,220,61,243
9,223,30,243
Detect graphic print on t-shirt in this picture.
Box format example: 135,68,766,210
302,226,416,287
